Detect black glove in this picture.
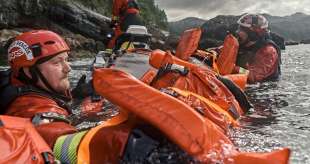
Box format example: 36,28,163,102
110,20,118,28
71,75,94,99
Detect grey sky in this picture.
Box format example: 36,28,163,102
154,0,310,21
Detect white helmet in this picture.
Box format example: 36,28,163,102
237,14,269,34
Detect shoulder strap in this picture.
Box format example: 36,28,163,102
0,69,71,113
0,84,71,114
0,70,16,113
18,86,71,110
0,69,11,89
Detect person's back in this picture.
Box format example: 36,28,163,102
108,0,143,48
233,14,281,83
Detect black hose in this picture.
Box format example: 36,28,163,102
217,75,253,113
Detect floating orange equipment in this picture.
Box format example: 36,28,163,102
175,28,202,61
149,49,197,70
167,87,239,129
223,74,248,91
216,34,239,75
92,68,290,163
149,49,244,116
0,115,53,164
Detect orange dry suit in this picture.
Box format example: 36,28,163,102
3,75,77,148
148,50,246,119
108,0,143,48
233,38,281,83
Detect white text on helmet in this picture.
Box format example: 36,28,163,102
8,40,34,61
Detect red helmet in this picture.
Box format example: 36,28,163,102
8,30,70,72
237,14,269,35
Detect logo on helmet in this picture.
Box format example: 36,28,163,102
8,40,33,61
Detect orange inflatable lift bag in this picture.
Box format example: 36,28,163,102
223,74,248,90
217,34,239,75
150,49,198,71
167,87,239,129
139,69,157,85
175,28,202,61
0,115,53,164
230,148,290,164
149,49,244,116
92,68,233,158
145,54,240,129
194,49,220,73
92,68,290,163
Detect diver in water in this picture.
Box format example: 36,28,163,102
233,13,281,83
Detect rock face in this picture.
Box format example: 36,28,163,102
0,0,117,41
0,0,167,64
0,0,112,62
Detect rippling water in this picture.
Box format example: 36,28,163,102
1,45,309,163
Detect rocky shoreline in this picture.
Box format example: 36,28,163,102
0,0,169,65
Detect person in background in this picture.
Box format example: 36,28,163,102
107,0,143,49
233,13,281,83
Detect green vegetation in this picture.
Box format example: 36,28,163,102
139,0,168,29
73,0,113,16
72,0,168,29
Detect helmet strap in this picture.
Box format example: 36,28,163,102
32,66,58,94
17,66,57,94
29,66,39,83
17,67,39,85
